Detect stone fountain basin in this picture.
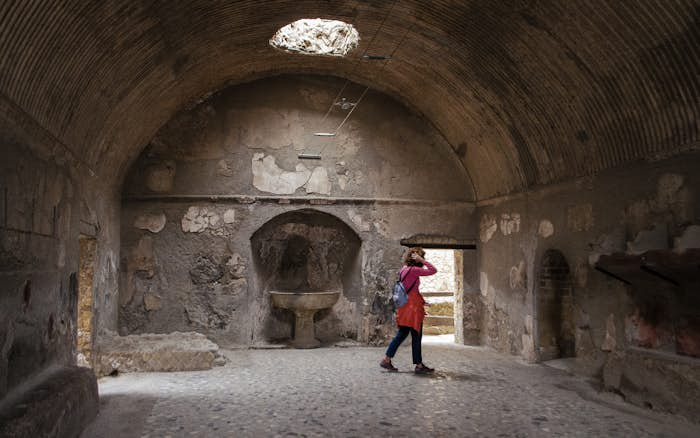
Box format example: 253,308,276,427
269,291,340,349
269,291,340,311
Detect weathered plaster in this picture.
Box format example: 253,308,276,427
479,214,498,243
477,155,700,417
134,213,166,233
500,213,521,235
119,76,476,347
538,219,554,238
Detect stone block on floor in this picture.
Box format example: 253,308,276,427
95,331,222,376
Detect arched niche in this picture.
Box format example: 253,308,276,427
536,249,575,361
250,209,362,343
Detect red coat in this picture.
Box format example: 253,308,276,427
395,261,437,331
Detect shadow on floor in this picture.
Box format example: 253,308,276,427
80,393,158,438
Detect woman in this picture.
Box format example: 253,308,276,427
380,247,437,374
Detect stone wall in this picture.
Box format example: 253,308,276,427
476,153,700,416
119,75,477,346
0,94,101,433
0,97,82,398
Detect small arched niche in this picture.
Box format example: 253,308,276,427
536,249,575,361
251,209,362,343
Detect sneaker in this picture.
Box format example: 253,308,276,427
414,363,435,374
380,359,398,372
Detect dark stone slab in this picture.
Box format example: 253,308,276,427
0,366,98,438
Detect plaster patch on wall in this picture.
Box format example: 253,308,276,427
347,209,370,232
626,223,669,254
538,220,554,238
479,214,498,242
601,313,616,352
336,161,350,190
223,209,236,224
305,166,331,195
525,315,534,335
217,159,235,177
121,236,156,307
588,228,626,265
252,153,311,194
567,204,594,231
146,161,176,192
335,161,363,191
480,272,489,296
182,207,210,233
509,260,527,289
499,213,520,235
522,315,536,362
181,206,233,236
134,213,166,233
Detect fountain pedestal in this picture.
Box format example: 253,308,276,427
270,291,340,349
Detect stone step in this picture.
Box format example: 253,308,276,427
424,325,455,335
424,315,454,326
421,291,454,297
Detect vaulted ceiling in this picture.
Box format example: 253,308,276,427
1,0,698,200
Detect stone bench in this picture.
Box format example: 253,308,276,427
95,331,222,376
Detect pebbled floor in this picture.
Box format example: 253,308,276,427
81,341,700,438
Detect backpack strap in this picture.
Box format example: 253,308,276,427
398,267,418,293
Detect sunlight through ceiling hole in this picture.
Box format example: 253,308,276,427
270,18,359,57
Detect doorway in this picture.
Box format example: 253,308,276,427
77,235,97,367
536,249,575,361
422,249,462,343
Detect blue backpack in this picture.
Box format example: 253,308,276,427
392,267,417,309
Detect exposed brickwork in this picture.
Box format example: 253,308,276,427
0,1,698,199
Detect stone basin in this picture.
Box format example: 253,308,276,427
270,291,340,348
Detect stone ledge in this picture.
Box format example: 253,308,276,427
0,366,98,438
603,348,700,423
95,331,222,376
122,193,476,207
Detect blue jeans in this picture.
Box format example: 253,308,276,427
385,325,422,364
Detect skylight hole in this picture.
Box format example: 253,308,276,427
270,18,359,57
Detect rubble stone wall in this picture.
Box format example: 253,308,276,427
119,75,477,346
477,153,700,416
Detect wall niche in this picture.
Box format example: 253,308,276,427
251,209,362,343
